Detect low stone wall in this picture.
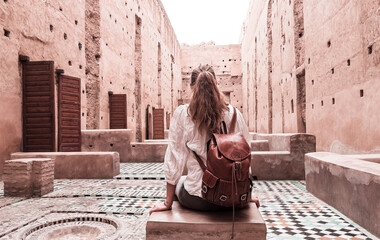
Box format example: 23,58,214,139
11,152,119,179
305,152,380,238
251,134,316,180
81,129,133,163
3,158,54,197
250,140,269,151
129,140,168,162
81,130,168,162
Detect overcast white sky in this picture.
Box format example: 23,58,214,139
160,0,251,45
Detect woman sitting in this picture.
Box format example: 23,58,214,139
150,65,259,214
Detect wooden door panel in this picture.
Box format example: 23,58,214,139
59,75,81,152
109,94,127,129
153,108,164,139
22,61,55,152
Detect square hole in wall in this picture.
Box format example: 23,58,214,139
327,40,331,48
360,89,364,97
4,29,10,37
347,59,350,66
332,98,335,104
368,45,373,54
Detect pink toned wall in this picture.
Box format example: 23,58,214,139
0,0,182,177
180,43,243,112
241,0,380,153
87,0,182,141
241,0,303,134
0,0,87,178
304,0,380,153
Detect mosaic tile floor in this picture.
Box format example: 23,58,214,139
0,162,378,239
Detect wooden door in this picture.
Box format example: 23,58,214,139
153,108,164,139
109,94,127,129
58,75,81,151
22,61,55,152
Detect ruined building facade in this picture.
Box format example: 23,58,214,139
0,0,182,176
241,0,380,153
1,0,380,176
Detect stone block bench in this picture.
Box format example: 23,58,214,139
11,152,119,179
305,152,380,238
146,202,266,240
3,158,54,197
251,133,316,180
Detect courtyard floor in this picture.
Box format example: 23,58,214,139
0,163,377,239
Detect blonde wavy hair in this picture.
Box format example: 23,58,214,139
189,65,228,135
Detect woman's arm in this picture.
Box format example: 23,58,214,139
149,105,188,215
149,183,176,215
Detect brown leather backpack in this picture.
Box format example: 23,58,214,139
193,108,252,208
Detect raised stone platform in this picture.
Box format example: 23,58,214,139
146,202,266,240
305,152,380,238
3,158,54,197
251,133,316,180
10,152,120,179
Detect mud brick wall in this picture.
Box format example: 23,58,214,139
241,0,380,153
303,0,380,153
87,0,182,141
0,0,182,177
0,0,86,178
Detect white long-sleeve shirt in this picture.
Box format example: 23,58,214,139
164,104,250,198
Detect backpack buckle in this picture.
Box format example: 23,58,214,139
220,195,227,201
202,185,208,194
240,193,247,201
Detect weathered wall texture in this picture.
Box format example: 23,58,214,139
0,0,87,177
241,0,380,153
304,0,380,153
90,0,182,141
180,43,243,111
0,0,182,177
241,0,305,134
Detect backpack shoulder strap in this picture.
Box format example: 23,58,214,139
192,150,206,172
229,107,237,133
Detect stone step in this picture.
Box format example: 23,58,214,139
146,202,266,240
251,140,269,151
249,132,257,140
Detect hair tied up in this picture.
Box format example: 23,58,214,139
189,65,228,135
